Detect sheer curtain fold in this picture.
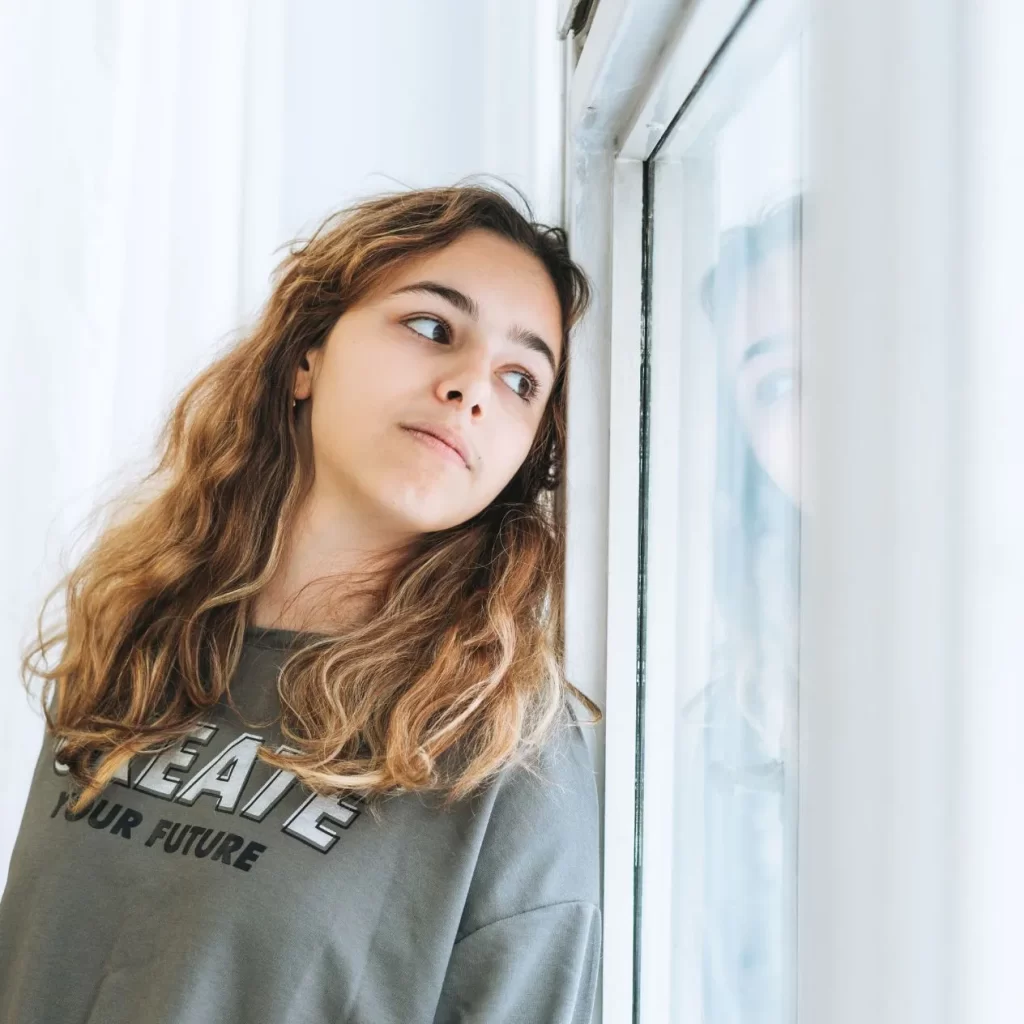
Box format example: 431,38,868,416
0,0,286,889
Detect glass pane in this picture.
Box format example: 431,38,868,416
640,9,804,1023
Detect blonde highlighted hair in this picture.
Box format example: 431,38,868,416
21,180,601,817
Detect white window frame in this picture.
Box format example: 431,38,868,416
559,1,1024,1023
562,3,777,1019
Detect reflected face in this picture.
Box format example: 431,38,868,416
721,247,801,505
294,228,564,538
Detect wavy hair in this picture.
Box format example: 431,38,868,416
20,179,602,818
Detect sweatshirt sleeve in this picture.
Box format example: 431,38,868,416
432,710,604,1023
431,899,602,1024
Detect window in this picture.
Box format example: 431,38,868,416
566,0,1016,1020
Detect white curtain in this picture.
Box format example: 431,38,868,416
799,1,1024,1022
0,0,285,887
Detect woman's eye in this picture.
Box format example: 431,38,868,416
404,315,450,343
755,369,795,408
500,369,539,402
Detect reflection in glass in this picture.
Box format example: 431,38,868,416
700,194,800,1024
643,23,805,1023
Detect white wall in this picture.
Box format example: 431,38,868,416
0,0,562,887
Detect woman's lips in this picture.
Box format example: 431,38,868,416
401,426,468,468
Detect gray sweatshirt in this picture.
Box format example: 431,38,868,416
0,625,602,1023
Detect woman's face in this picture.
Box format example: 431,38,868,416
722,246,801,505
294,228,564,539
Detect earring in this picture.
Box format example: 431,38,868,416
292,397,298,410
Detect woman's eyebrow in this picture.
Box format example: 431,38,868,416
740,334,791,368
389,280,557,373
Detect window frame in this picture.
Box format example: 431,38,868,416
561,2,794,1020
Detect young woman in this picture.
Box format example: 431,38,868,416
0,183,604,1024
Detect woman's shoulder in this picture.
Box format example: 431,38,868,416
512,698,599,809
491,695,599,820
454,696,602,939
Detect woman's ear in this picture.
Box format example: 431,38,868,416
293,349,319,402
